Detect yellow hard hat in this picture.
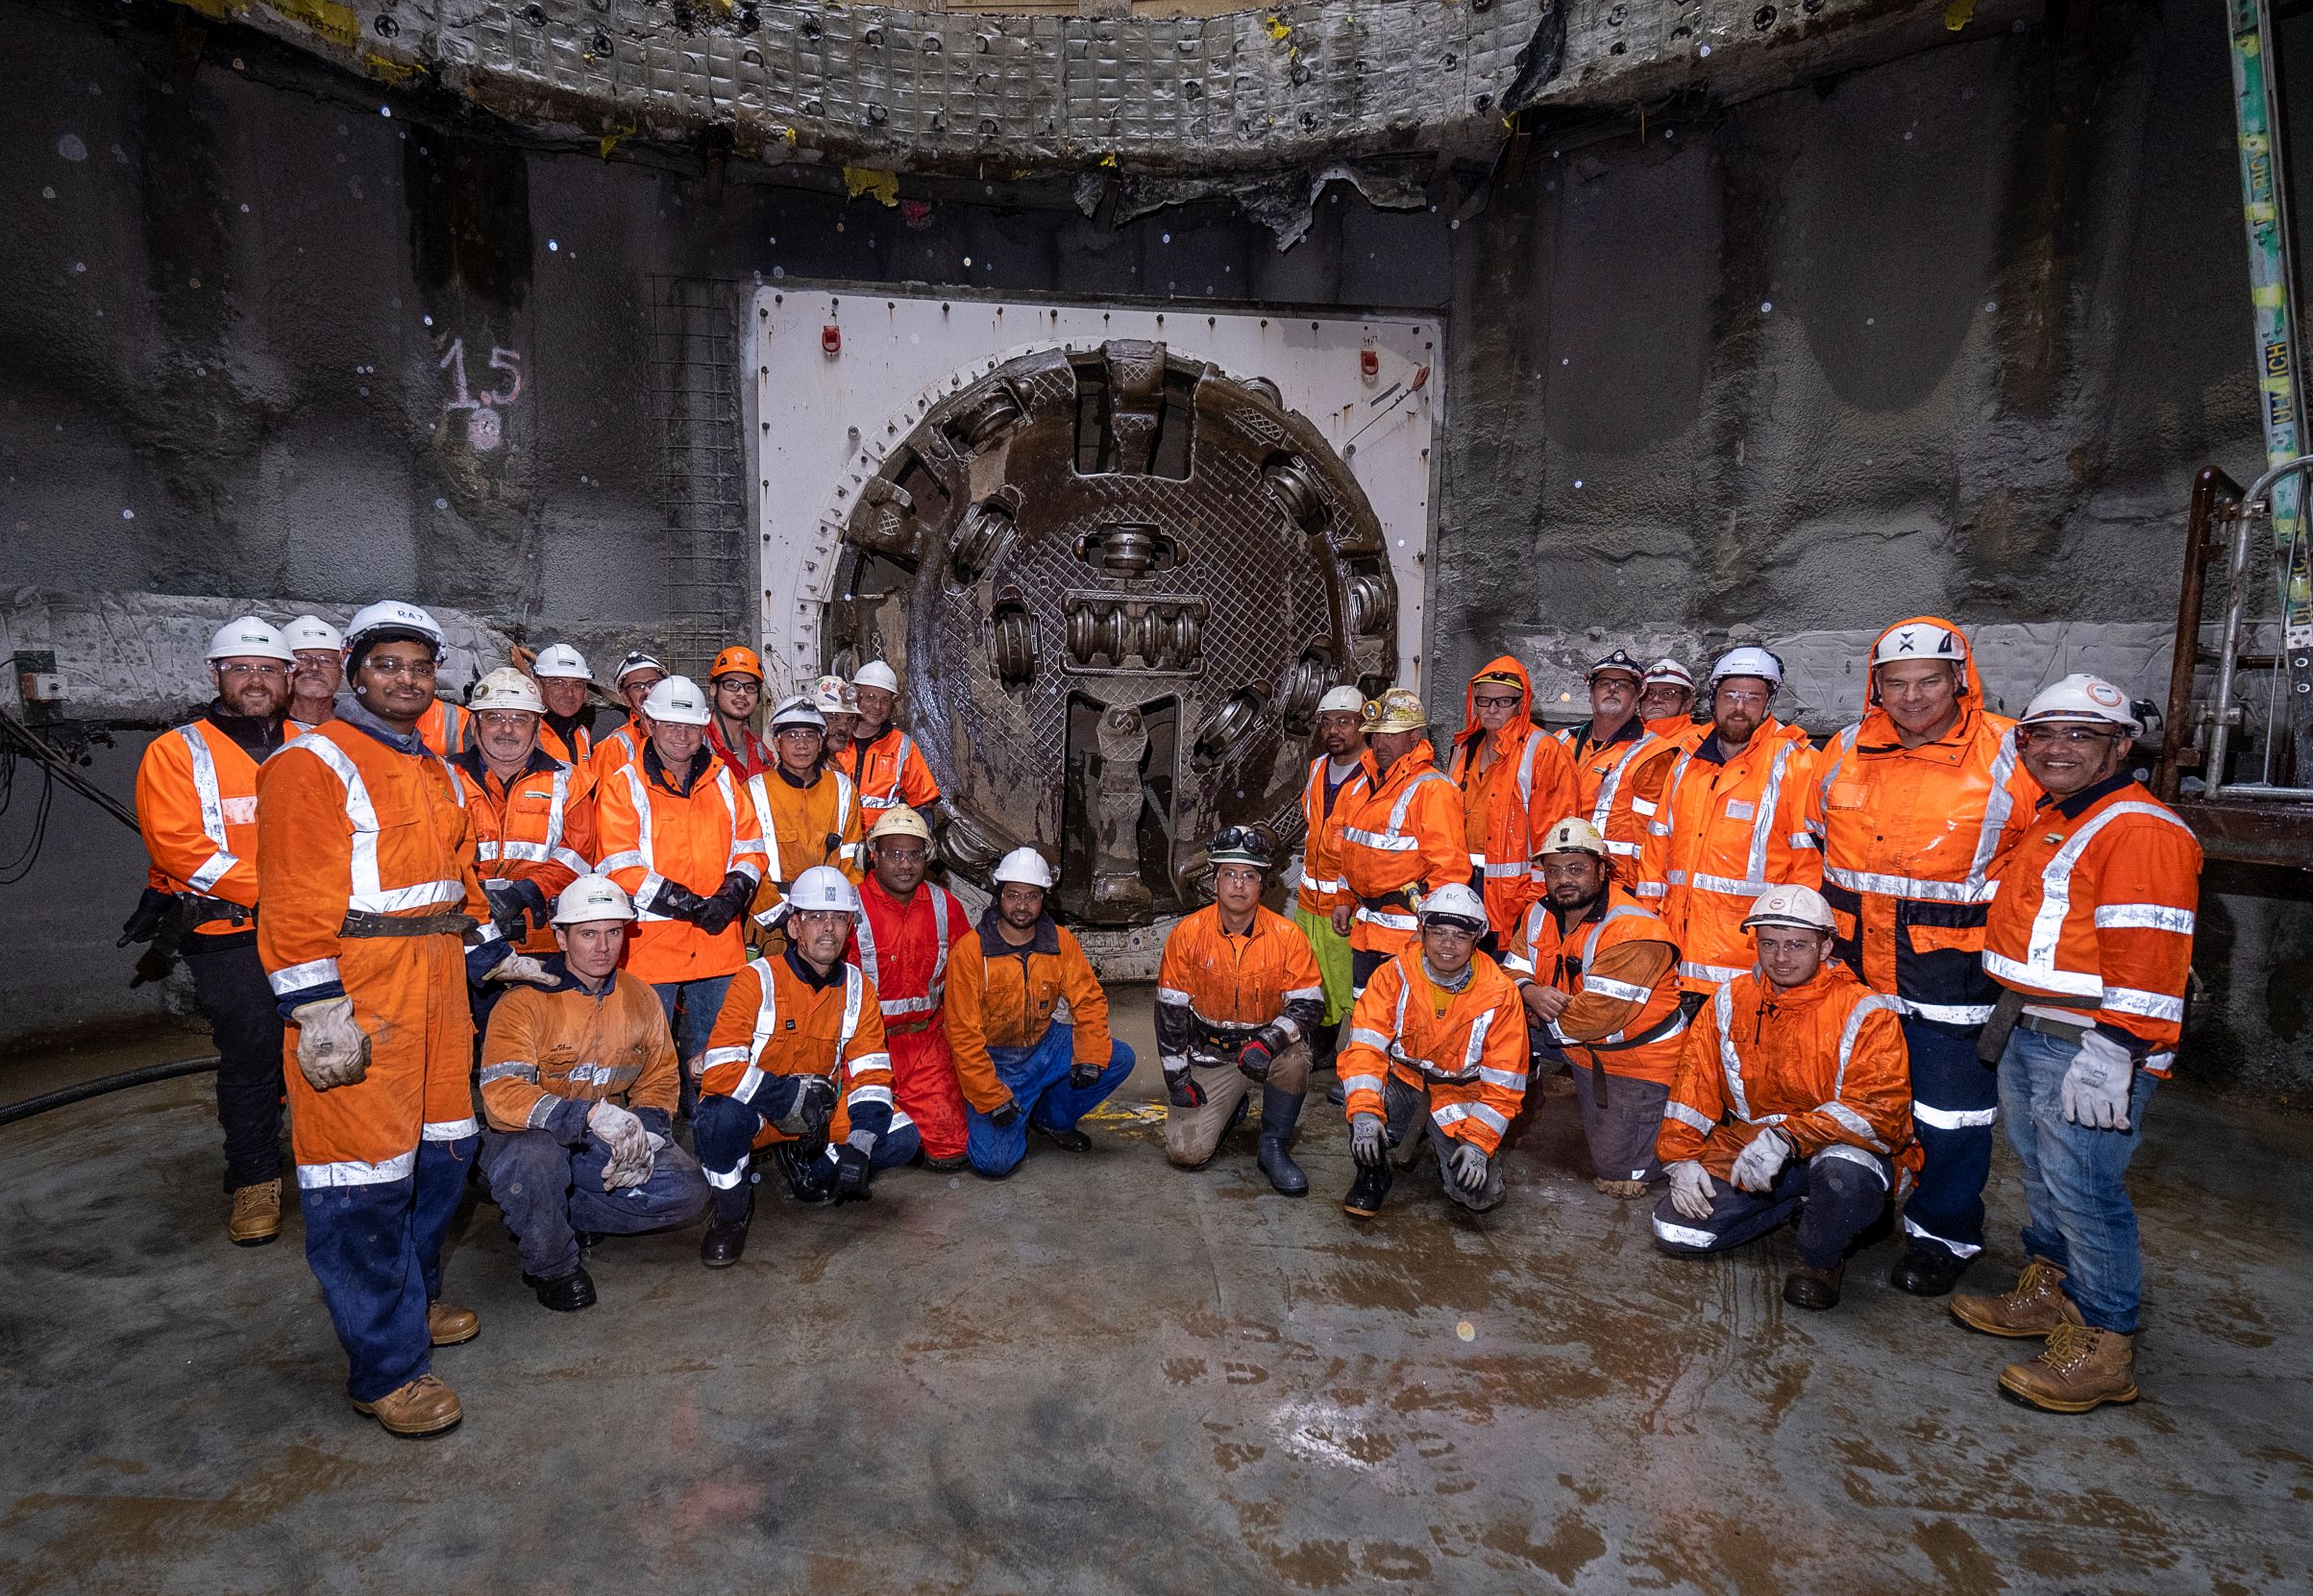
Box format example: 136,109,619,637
869,805,933,845
1363,687,1428,734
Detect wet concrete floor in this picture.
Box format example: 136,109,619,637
4,989,2310,1594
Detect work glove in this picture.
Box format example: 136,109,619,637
1729,1128,1790,1194
771,1074,838,1141
692,871,757,937
484,878,551,941
607,1132,667,1192
588,1099,652,1190
1446,1140,1489,1193
2061,1030,2137,1131
1237,1033,1278,1084
832,1135,874,1203
644,878,714,925
1666,1159,1715,1221
1069,1057,1103,1091
1164,1067,1204,1109
116,886,174,946
290,997,370,1091
484,951,557,987
1350,1112,1386,1169
986,1093,1023,1129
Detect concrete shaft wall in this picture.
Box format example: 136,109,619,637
2,0,2306,1088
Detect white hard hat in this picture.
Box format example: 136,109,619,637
343,600,446,657
1871,621,1964,669
869,805,932,844
1535,815,1609,860
204,615,295,665
992,847,1056,889
531,643,592,680
640,675,712,726
1416,882,1489,931
853,659,900,695
553,874,636,925
611,651,666,686
281,615,343,652
469,666,545,714
1710,645,1784,688
770,695,827,731
810,674,853,715
2019,674,2141,737
1742,883,1836,935
1643,657,1694,691
786,865,862,914
1317,685,1366,716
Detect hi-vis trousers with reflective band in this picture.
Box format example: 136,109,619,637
285,930,478,1404
1898,1014,1997,1263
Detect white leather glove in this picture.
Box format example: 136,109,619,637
289,997,370,1090
613,1131,668,1193
1446,1140,1489,1192
2060,1030,2136,1131
588,1099,650,1189
1666,1159,1715,1220
1350,1112,1386,1169
1729,1128,1790,1193
485,951,556,987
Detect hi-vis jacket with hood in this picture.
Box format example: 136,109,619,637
1325,741,1471,959
1803,617,2039,1030
1449,656,1578,936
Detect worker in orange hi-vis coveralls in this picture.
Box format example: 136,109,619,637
1446,655,1577,940
848,806,972,1169
1652,884,1918,1316
258,601,557,1438
1338,884,1528,1220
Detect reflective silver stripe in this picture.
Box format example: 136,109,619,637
356,879,466,914
1689,872,1772,897
525,1098,558,1130
848,1048,893,1081
176,724,241,891
1823,864,2000,904
1913,1102,1999,1129
1434,1100,1510,1136
2103,986,2185,1022
1343,828,1420,852
849,1084,895,1108
1603,841,1641,859
617,765,677,920
1633,882,1667,899
478,1062,538,1084
1681,959,1749,984
597,849,647,872
1475,1066,1526,1091
268,957,341,997
720,768,765,876
1467,851,1487,869
1816,1100,1885,1150
703,1162,748,1189
1652,1216,1718,1248
1965,727,2023,886
423,1117,479,1141
1833,993,1900,1100
1982,949,2099,994
295,1148,418,1189
1903,1212,1981,1259
1812,1142,1888,1183
1462,1008,1494,1072
1713,983,1753,1122
1340,1072,1386,1097
1343,769,1454,853
2094,903,2197,934
927,886,951,1008
1663,1100,1715,1134
291,734,414,918
702,1044,748,1068
852,892,881,985
2005,800,2196,996
1285,985,1324,1003
1583,975,1653,1003
1347,1026,1392,1051
1479,862,1529,879
746,773,782,885
1813,724,1858,825
1156,987,1193,1006
1354,906,1418,931
1588,731,1657,835
1905,999,1994,1025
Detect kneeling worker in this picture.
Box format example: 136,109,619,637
1652,885,1919,1310
1156,828,1326,1193
693,866,910,1265
478,876,710,1311
1339,884,1528,1218
1505,818,1688,1197
850,806,972,1169
947,847,1135,1177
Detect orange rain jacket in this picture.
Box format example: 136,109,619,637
1155,905,1327,1071
1503,883,1688,1086
135,709,288,924
479,964,681,1140
1639,719,1821,993
743,765,864,921
1338,949,1528,1154
454,748,598,954
416,698,474,759
537,712,596,769
831,724,941,825
1449,657,1578,935
588,718,647,787
1805,618,2039,1029
1657,963,1920,1185
596,747,767,985
257,711,502,1182
701,947,895,1148
1294,751,1366,915
1557,715,1667,868
1981,772,2202,1065
945,910,1113,1113
1326,740,1470,961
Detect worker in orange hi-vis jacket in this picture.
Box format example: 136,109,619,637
1326,687,1471,999
1554,649,1667,871
1337,884,1528,1220
829,658,941,824
1291,685,1369,1079
258,600,558,1439
1950,675,2202,1416
1447,656,1577,940
586,650,670,788
131,615,298,1245
1652,884,1918,1316
454,668,597,959
526,643,600,768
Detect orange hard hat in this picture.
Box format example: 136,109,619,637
710,645,765,682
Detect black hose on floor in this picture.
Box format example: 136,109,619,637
0,1055,220,1127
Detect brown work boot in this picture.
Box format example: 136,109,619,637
353,1373,463,1436
1951,1258,2082,1339
427,1300,480,1347
1999,1323,2138,1412
1593,1178,1652,1199
227,1179,283,1246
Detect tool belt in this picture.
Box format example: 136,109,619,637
2015,1011,2091,1045
183,896,254,930
1358,890,1413,914
338,910,480,939
1579,1006,1689,1055
1192,1021,1262,1058
1978,987,2098,1062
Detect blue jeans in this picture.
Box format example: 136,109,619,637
1902,1016,1999,1261
655,974,733,1116
299,1133,474,1403
1997,1026,2157,1333
964,1023,1134,1177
